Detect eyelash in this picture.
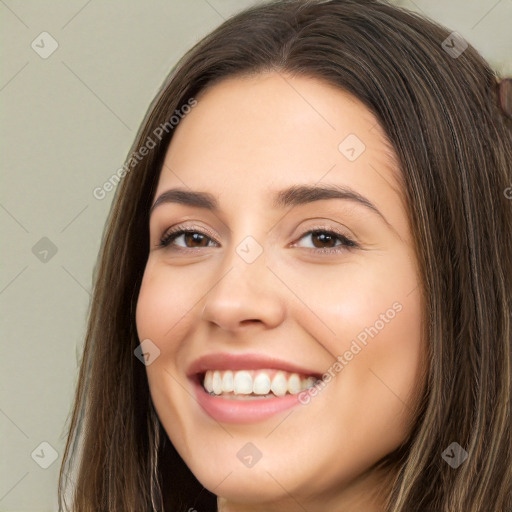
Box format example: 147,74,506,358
291,229,358,253
159,226,219,250
158,226,358,254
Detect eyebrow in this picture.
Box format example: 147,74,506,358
149,184,391,227
150,188,217,215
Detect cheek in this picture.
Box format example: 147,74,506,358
135,262,204,451
278,248,420,347
286,248,424,431
135,261,202,343
334,267,424,447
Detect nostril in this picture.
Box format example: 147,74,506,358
240,319,262,325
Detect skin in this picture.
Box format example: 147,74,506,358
136,72,425,512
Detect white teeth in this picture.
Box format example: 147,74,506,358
287,373,301,394
270,371,288,397
302,376,318,391
222,370,234,392
204,371,213,393
202,369,318,397
233,370,253,394
212,371,222,395
253,373,271,394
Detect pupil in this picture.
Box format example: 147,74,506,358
185,233,208,247
312,231,335,248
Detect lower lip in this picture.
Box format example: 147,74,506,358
192,377,302,424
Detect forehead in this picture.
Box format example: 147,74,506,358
155,72,407,231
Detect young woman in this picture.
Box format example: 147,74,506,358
58,1,512,511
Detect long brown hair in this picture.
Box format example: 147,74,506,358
58,1,512,510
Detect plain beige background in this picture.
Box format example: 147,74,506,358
1,1,510,510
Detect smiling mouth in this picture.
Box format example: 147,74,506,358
200,369,320,400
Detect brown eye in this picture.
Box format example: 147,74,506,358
159,229,219,249
295,229,357,251
311,231,337,248
183,232,210,247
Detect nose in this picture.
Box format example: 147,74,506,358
201,244,286,333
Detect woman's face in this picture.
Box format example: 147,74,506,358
136,72,424,511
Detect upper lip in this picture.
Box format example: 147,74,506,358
187,352,321,378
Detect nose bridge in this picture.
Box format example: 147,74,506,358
229,238,268,290
201,233,285,330
214,214,272,288
208,234,270,302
